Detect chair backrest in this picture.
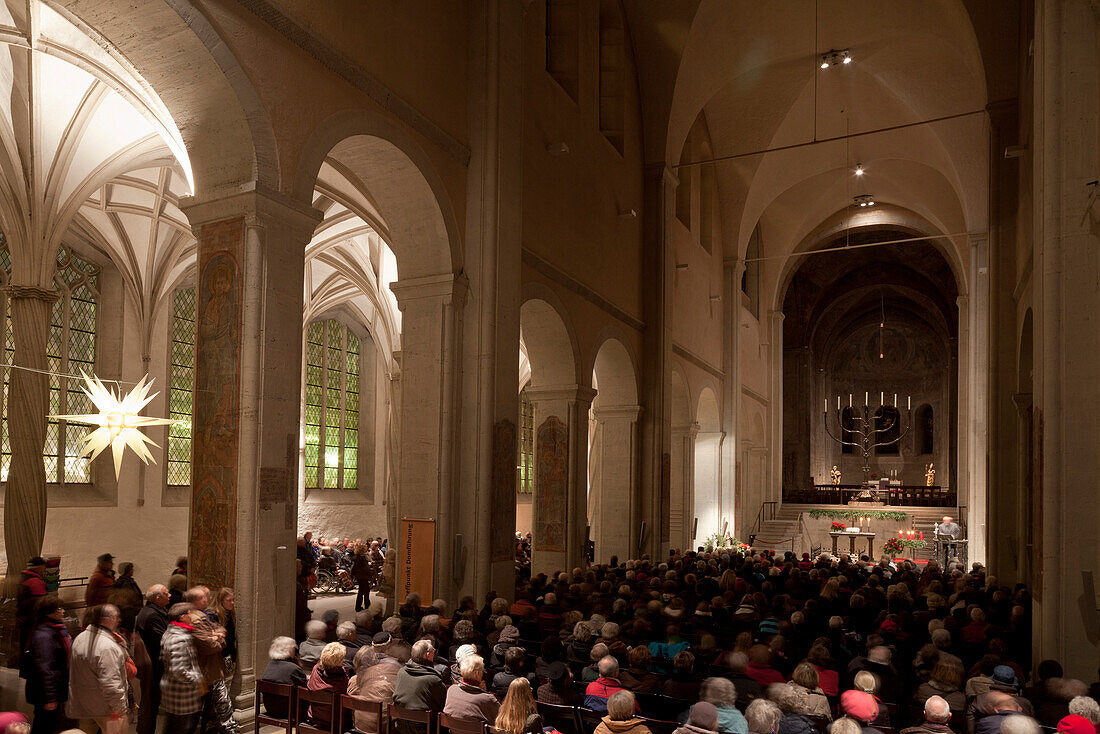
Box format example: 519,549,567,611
340,695,384,734
577,707,604,734
389,703,436,734
536,702,581,734
438,712,488,734
806,715,831,733
640,718,680,734
297,688,339,734
254,680,296,733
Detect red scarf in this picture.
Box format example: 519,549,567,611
171,621,195,631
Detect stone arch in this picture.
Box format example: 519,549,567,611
520,296,580,388
55,0,278,193
694,386,724,540
293,110,463,279
588,336,641,563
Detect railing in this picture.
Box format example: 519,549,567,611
748,500,778,543
795,512,823,557
785,484,957,507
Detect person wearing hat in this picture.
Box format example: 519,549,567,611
16,556,48,651
1057,715,1097,734
84,553,116,607
841,690,887,734
673,702,720,734
537,661,582,706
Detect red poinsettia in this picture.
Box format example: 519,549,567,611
830,522,846,531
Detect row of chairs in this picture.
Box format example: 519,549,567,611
536,702,681,734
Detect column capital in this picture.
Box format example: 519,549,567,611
768,309,785,325
179,183,323,242
2,285,59,303
390,272,469,310
525,383,597,405
592,404,643,423
956,294,969,309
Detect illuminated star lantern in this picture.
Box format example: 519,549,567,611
52,371,176,479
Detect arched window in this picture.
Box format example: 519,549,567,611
916,404,934,454
841,407,854,454
518,386,533,494
546,0,579,101
875,407,901,455
304,319,360,490
167,287,196,486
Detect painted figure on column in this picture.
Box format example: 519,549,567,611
190,222,244,589
535,416,568,552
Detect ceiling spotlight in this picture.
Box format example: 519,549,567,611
854,194,875,207
820,49,852,69
855,164,864,176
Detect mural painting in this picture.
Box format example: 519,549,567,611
190,218,244,589
535,416,568,551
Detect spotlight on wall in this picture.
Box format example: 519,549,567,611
545,141,570,156
820,49,852,69
618,208,637,218
675,263,690,271
855,164,864,176
710,295,722,302
854,194,875,208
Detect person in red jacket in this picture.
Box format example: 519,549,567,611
85,553,116,607
16,556,48,650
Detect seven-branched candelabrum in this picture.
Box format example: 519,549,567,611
822,398,912,486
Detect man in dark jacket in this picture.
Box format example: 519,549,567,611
723,651,765,710
260,636,307,719
393,640,446,734
973,691,1025,734
16,556,48,650
902,696,955,734
22,595,70,734
135,584,171,734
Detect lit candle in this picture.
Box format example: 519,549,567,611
920,531,924,541
865,392,868,405
893,393,897,407
908,396,911,410
825,399,828,413
837,396,841,410
880,391,884,405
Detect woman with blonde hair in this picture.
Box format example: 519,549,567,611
494,677,544,734
594,690,652,734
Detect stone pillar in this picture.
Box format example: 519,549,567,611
669,421,698,551
3,286,58,578
966,236,990,565
722,261,745,537
767,310,785,503
181,187,321,721
955,295,970,524
640,165,676,558
1033,0,1100,679
526,385,594,575
590,404,642,563
390,274,467,600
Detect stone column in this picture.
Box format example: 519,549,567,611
526,385,594,575
640,165,676,558
181,188,321,722
590,404,642,563
966,236,989,565
955,295,970,524
767,310,785,503
390,274,467,600
669,421,699,551
1033,0,1100,679
3,286,58,578
722,260,745,539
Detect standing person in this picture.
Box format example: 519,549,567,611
209,589,238,734
85,555,116,608
183,587,233,734
22,595,70,734
16,557,48,652
134,586,170,734
352,545,374,612
111,565,142,632
172,558,188,578
161,604,205,734
68,604,129,734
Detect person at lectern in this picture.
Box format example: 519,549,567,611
939,516,961,540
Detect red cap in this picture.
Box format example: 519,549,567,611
841,690,879,723
1057,715,1094,734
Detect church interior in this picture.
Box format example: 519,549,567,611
1,0,1099,727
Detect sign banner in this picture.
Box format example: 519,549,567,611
398,517,435,602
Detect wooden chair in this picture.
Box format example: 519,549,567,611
340,695,384,734
438,712,488,734
389,703,436,734
806,715,832,733
577,707,604,734
536,702,581,734
296,688,339,734
253,680,296,734
639,718,679,734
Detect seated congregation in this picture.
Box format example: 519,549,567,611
258,550,1100,734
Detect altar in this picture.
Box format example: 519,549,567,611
829,530,876,558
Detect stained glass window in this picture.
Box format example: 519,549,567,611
518,387,533,494
167,288,196,486
305,319,360,490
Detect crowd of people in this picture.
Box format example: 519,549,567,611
258,548,1100,734
13,551,237,734
11,543,1100,734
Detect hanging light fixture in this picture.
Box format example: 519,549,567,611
52,371,176,479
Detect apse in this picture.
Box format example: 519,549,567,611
781,231,960,499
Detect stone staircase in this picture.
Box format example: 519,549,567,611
750,503,959,560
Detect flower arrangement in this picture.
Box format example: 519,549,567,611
830,522,847,531
808,509,908,522
703,533,751,552
883,537,928,556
